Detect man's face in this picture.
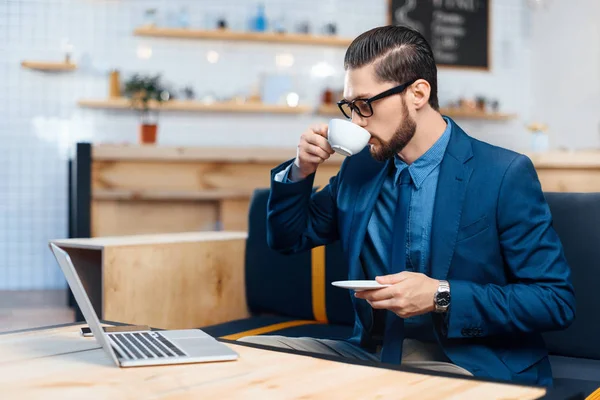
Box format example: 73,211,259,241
342,64,417,162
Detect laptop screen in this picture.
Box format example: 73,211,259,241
49,243,120,366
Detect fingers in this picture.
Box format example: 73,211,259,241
303,142,331,161
294,125,334,178
368,299,395,310
354,287,395,302
376,272,411,285
311,124,329,139
297,151,326,165
305,130,334,155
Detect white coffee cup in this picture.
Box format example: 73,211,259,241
327,118,371,157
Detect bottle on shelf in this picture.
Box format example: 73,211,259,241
143,8,157,28
251,3,267,32
322,88,333,105
109,70,121,98
177,7,190,28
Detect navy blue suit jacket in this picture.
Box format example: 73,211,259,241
266,119,575,386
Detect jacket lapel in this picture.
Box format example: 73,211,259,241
430,121,474,281
347,156,390,281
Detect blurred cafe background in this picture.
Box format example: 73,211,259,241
1,0,599,331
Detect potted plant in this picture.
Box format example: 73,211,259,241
123,73,169,144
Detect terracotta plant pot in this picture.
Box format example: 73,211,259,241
139,124,158,144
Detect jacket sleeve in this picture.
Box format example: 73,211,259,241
266,159,343,254
446,154,576,338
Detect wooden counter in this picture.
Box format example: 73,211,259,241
71,143,600,238
526,151,600,192
1,322,550,399
51,232,250,330
88,145,343,236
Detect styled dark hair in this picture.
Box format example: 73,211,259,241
344,25,439,110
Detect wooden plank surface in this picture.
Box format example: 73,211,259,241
51,231,248,250
91,160,340,193
78,98,311,114
0,324,546,399
92,160,274,191
438,107,517,120
220,198,251,231
535,169,600,192
90,145,600,169
133,26,354,47
102,238,249,329
527,151,600,169
92,144,302,162
91,200,220,237
93,189,251,201
21,60,77,71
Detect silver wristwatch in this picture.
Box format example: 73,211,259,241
434,280,451,313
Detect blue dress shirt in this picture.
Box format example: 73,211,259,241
360,117,452,343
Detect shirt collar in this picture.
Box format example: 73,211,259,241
392,117,453,189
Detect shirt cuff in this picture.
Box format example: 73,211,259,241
274,163,300,183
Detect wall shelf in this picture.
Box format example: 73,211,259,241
21,61,77,72
317,104,517,121
317,104,343,117
438,108,517,121
133,26,353,47
93,189,251,201
77,98,310,114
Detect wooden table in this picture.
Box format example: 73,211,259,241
1,322,553,399
50,232,250,330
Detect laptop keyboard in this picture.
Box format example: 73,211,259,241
110,331,187,360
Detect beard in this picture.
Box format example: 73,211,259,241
369,100,416,162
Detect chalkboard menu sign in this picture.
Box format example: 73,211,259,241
388,0,490,70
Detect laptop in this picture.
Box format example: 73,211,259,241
49,243,239,367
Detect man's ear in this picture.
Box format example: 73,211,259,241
410,79,431,110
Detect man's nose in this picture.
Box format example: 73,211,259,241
351,112,367,128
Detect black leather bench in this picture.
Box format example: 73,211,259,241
542,192,600,395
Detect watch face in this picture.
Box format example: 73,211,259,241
436,292,451,307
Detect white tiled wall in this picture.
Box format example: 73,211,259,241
1,0,534,290
529,0,600,150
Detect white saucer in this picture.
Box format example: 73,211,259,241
331,280,391,291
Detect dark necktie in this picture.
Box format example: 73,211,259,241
381,167,412,364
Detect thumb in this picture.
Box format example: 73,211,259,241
375,273,404,285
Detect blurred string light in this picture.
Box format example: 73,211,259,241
207,50,219,64
136,45,152,60
311,61,336,78
286,92,300,107
275,53,294,68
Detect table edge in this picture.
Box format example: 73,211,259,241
2,322,582,400
0,320,127,336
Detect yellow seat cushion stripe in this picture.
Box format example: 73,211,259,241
587,387,600,400
311,245,328,323
221,320,320,340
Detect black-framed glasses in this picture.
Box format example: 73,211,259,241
336,79,417,119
